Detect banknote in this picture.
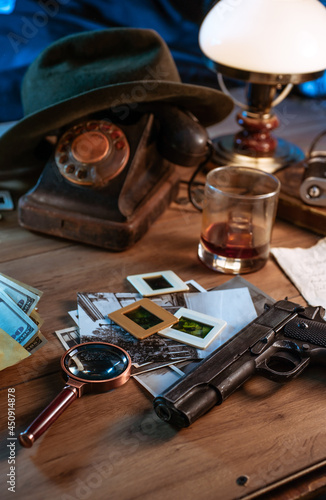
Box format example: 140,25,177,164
0,272,43,316
0,290,39,346
25,331,48,354
30,309,44,329
0,272,43,297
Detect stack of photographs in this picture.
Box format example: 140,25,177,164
55,277,274,397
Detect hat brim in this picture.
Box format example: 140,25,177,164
0,80,233,177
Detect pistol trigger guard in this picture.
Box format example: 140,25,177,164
256,349,310,383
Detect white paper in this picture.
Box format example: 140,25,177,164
271,238,326,311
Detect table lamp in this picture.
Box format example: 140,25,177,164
199,0,326,173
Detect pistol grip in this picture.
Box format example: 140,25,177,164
284,318,326,346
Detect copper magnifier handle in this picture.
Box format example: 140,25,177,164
19,342,131,448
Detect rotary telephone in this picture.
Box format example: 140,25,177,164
18,104,210,251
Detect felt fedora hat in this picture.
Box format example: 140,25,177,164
0,28,233,178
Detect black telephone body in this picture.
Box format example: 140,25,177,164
18,105,209,251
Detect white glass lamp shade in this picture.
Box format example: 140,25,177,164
199,0,326,82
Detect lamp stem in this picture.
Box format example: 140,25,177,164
234,83,279,156
246,83,276,113
212,76,304,172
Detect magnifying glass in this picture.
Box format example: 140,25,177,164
19,342,131,448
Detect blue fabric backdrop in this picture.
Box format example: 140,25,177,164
1,0,325,122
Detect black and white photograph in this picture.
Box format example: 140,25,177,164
77,292,200,365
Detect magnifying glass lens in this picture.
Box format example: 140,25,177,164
19,343,131,448
64,344,129,381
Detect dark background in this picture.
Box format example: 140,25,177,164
1,0,326,122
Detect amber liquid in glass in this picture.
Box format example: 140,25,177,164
199,221,269,273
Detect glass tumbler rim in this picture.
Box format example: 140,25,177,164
205,165,281,200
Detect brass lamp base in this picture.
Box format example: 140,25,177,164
212,134,305,174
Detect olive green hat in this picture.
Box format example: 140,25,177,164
0,28,233,178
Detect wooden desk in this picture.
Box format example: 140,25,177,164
1,94,326,500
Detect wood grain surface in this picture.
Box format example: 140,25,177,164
1,92,326,500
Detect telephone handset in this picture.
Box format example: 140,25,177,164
147,104,209,167
18,104,210,250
